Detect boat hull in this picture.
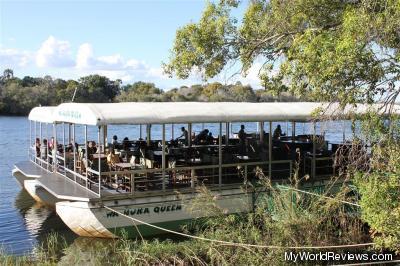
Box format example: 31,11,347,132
56,188,254,239
24,179,61,207
12,168,35,188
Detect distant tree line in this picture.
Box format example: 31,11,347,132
0,69,308,115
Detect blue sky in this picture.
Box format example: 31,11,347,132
0,0,260,89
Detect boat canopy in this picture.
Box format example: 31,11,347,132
28,106,56,123
46,102,400,126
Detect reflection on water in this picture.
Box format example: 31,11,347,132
0,116,357,255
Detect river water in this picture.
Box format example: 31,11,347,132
0,116,355,255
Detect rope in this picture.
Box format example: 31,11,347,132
277,185,361,207
104,206,373,250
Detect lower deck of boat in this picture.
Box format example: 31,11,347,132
14,160,339,204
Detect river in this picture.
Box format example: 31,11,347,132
0,116,355,255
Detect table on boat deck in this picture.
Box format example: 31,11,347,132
114,162,136,169
92,153,107,159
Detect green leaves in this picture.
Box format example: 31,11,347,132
164,2,237,80
166,0,400,105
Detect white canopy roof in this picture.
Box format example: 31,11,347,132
28,106,56,123
46,102,400,126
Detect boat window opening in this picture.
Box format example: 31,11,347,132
27,118,367,197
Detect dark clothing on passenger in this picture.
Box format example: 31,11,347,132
194,129,209,144
238,129,246,143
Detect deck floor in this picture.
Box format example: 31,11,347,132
15,161,99,201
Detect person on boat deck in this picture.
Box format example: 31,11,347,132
40,139,48,160
273,124,286,140
112,135,119,146
87,141,97,157
107,147,121,167
206,132,214,144
35,138,41,157
238,125,247,143
176,127,189,145
122,137,130,150
194,129,209,144
238,125,247,155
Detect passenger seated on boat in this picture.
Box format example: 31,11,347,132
65,141,78,152
176,127,189,145
206,132,214,144
273,124,286,140
112,135,119,147
35,138,41,157
40,139,48,159
194,129,209,144
107,147,121,167
86,141,97,159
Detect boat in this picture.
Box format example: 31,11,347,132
12,102,399,238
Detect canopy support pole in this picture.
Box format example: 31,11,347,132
139,124,142,139
84,125,88,182
39,122,42,167
162,124,166,191
292,121,296,142
103,125,107,149
226,122,229,146
53,123,57,172
63,123,66,174
97,126,101,196
188,123,192,147
269,121,272,178
46,123,49,171
259,122,264,143
146,124,151,146
72,124,76,182
29,121,32,159
219,123,222,187
171,123,174,139
312,121,316,179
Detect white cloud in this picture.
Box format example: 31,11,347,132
36,36,74,68
76,43,93,69
1,35,176,85
0,48,32,67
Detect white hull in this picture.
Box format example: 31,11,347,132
12,168,35,188
24,179,61,207
56,188,254,238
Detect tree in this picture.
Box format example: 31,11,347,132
76,75,120,103
2,68,14,81
164,0,400,105
165,0,400,252
116,82,162,102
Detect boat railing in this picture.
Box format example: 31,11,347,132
29,146,53,172
85,159,293,197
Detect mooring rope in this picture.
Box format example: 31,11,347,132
277,185,361,207
104,206,373,250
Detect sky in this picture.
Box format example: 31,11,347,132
0,0,261,89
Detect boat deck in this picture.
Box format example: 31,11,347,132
15,161,99,201
14,161,44,178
